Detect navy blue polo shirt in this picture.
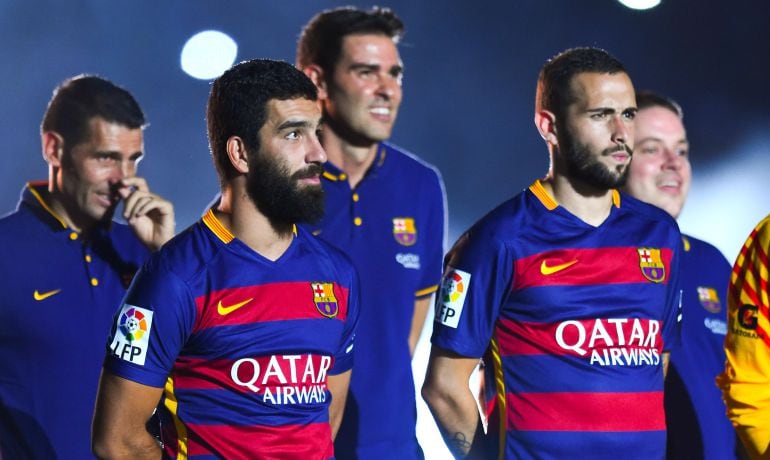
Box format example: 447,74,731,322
310,143,446,459
0,182,149,459
665,235,738,459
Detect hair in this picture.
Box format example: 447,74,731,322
636,90,683,119
535,47,627,119
296,6,404,73
41,75,146,151
206,59,318,182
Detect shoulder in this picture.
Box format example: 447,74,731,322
619,192,680,233
682,234,729,262
382,142,442,181
142,222,213,282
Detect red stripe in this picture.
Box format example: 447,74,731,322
514,247,672,290
495,318,663,357
507,391,664,431
171,355,333,394
193,282,348,333
166,421,333,459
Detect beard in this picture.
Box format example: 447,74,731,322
245,152,325,228
561,129,632,190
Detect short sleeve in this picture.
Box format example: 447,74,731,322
103,259,196,388
430,229,514,358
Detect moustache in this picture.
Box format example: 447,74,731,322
605,145,633,156
292,164,325,181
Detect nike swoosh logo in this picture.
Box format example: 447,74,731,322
33,289,61,301
217,298,253,316
540,259,578,275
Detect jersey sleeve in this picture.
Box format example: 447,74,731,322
329,260,360,375
430,227,514,358
416,168,447,298
719,215,770,457
662,230,683,351
103,258,196,388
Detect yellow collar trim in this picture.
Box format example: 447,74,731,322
529,180,621,210
202,209,234,244
27,182,68,229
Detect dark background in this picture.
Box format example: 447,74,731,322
1,1,768,257
1,2,768,456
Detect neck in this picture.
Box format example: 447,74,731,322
216,182,294,261
320,126,379,188
541,174,615,227
46,180,98,234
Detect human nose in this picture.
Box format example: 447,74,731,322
108,159,134,183
663,148,684,170
306,134,327,164
375,73,400,99
611,115,631,146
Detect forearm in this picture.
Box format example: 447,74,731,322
423,382,480,458
92,430,161,460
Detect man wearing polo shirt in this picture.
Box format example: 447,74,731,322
297,6,447,459
0,75,174,458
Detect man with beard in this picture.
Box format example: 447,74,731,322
92,59,360,459
296,8,446,459
624,92,738,459
0,75,174,459
422,48,682,459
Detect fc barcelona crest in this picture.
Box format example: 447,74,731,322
697,286,722,313
311,282,339,318
393,217,417,246
637,248,666,283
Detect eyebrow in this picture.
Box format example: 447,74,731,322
91,150,144,160
276,119,321,131
636,136,689,145
349,62,403,75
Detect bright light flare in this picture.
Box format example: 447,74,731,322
180,30,238,80
617,0,661,10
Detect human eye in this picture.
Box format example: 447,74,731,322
638,143,660,155
622,109,637,121
285,131,300,140
676,148,689,157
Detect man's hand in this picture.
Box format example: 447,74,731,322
117,177,175,251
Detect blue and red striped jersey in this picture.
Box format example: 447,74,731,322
104,209,360,459
431,180,682,459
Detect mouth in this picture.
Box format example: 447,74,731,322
606,145,632,163
94,192,118,208
369,106,393,121
293,164,324,185
657,177,682,194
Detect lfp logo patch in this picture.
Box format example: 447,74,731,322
109,304,154,365
311,282,339,318
436,268,471,328
393,217,417,246
637,248,666,283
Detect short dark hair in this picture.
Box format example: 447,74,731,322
636,90,683,119
41,75,145,150
296,6,404,73
536,47,627,119
207,59,318,183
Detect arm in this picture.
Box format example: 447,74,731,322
409,295,433,357
92,369,164,460
718,216,770,459
662,351,670,377
422,346,484,459
327,369,352,440
118,177,175,251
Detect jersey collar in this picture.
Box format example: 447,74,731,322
529,179,621,210
322,143,387,182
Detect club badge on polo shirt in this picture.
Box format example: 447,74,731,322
393,217,417,246
697,286,722,313
109,304,154,365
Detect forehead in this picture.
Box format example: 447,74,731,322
338,33,401,64
635,106,686,139
567,72,635,109
81,117,143,149
263,98,321,127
